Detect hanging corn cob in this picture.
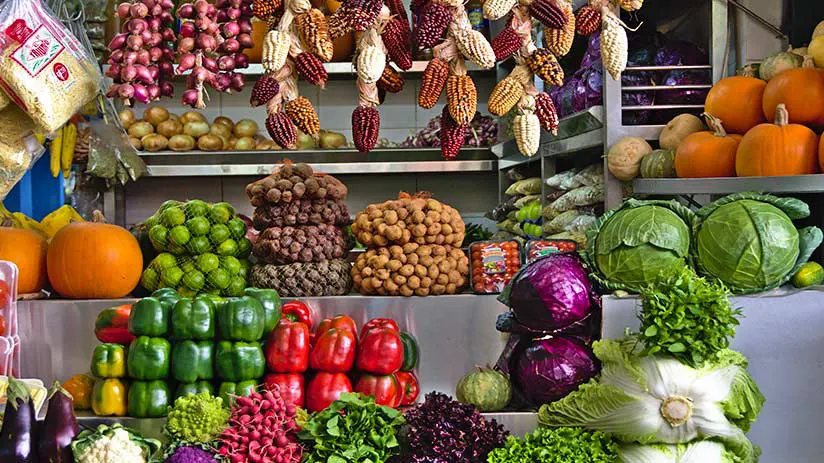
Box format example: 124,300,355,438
544,0,575,57
513,95,540,156
601,6,629,79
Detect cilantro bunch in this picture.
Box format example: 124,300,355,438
487,427,618,463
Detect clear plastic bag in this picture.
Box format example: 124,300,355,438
0,105,46,200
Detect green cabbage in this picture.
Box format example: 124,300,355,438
618,442,738,463
583,199,695,292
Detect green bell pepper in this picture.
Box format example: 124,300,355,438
90,343,126,378
175,381,215,399
127,380,171,418
218,381,257,408
152,288,181,310
217,296,265,341
129,297,169,337
244,288,282,336
171,340,214,383
216,341,265,381
400,331,419,371
127,336,171,380
170,296,215,340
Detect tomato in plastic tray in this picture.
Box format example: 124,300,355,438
470,240,522,294
525,239,577,262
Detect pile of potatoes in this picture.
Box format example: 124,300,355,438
352,193,466,247
352,244,469,296
120,106,279,152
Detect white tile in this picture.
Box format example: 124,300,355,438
317,81,359,130
415,172,499,215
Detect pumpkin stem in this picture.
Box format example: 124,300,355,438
802,55,816,68
91,210,107,223
773,103,789,126
702,113,728,137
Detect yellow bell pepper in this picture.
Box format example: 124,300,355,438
91,378,127,416
63,373,95,410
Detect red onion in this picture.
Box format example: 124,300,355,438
126,34,143,51
105,64,121,78
206,22,220,35
211,74,231,92
195,17,213,32
160,0,174,9
160,82,174,97
178,54,196,73
182,89,200,106
206,4,217,16
135,65,154,84
179,21,196,38
158,61,174,76
106,85,120,98
150,4,163,16
160,11,173,22
238,18,252,34
147,84,161,100
222,38,240,53
193,66,211,83
147,65,160,80
203,56,218,72
226,7,241,20
128,18,147,34
117,3,131,18
218,55,235,71
222,21,240,38
140,29,153,44
133,83,151,104
130,3,149,18
196,33,218,52
123,50,138,65
177,3,195,18
143,0,156,8
240,3,252,16
108,33,127,51
162,47,175,61
236,33,252,48
231,0,243,7
217,0,230,7
179,37,195,52
230,72,244,92
194,0,210,15
234,52,248,68
136,48,151,65
118,83,135,99
121,65,138,82
109,49,124,63
147,16,162,31
216,10,228,22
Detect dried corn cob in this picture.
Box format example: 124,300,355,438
620,0,643,11
382,17,413,70
488,77,524,116
534,91,559,135
250,75,281,107
545,1,575,57
446,74,477,125
410,0,428,14
418,58,448,109
285,96,321,135
352,105,380,152
357,44,386,84
377,64,405,93
253,0,283,19
527,48,564,86
491,26,522,62
296,8,334,62
290,0,312,14
384,0,409,20
266,111,298,149
575,5,600,35
295,52,329,88
453,28,496,69
415,3,451,49
514,96,540,156
601,7,627,80
335,0,383,32
439,107,467,160
262,30,291,73
530,0,567,29
483,0,518,21
327,14,349,40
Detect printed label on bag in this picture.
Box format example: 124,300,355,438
481,246,506,274
4,19,33,43
9,25,65,77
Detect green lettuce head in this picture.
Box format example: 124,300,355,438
693,192,823,294
582,199,695,292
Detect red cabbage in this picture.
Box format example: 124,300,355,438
580,32,601,69
513,337,599,406
551,80,578,117
654,40,707,66
657,69,711,105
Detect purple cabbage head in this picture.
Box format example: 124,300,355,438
654,40,708,66
499,253,593,331
580,32,601,69
513,336,599,405
551,79,579,118
657,70,711,105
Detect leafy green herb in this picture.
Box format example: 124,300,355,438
639,267,741,367
298,392,405,463
487,427,618,463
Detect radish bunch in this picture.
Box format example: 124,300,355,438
106,0,176,105
217,387,303,463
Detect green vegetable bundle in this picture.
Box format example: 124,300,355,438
488,427,618,463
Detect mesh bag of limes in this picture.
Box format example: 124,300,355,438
140,199,252,297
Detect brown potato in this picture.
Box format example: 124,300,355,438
407,275,420,289
415,287,430,297
400,285,414,297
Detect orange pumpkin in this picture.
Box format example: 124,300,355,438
704,76,766,134
47,211,142,299
820,133,824,172
762,56,824,129
736,104,820,177
0,227,47,294
675,114,741,178
332,33,354,62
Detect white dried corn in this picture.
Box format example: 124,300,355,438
601,7,627,80
514,95,540,157
453,28,496,69
620,0,643,11
262,30,291,73
483,0,518,21
289,0,312,14
357,44,386,84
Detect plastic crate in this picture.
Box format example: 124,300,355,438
0,261,19,338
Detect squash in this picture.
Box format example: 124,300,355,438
47,211,143,299
762,56,824,129
704,76,766,134
659,114,705,150
736,63,759,78
0,226,47,294
809,35,824,68
640,149,676,178
758,48,803,80
332,33,354,62
790,46,808,57
455,367,512,412
736,104,820,177
607,136,653,182
814,20,824,41
675,114,741,178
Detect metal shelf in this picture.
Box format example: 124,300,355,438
633,175,824,195
140,147,497,176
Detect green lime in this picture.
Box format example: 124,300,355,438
207,268,231,290
188,236,212,254
186,216,211,236
227,218,246,239
160,206,186,227
177,287,197,298
185,199,210,217
168,244,187,256
180,260,197,274
141,268,159,291
148,225,169,249
158,200,182,213
236,238,252,258
169,225,191,246
216,201,235,216
183,270,206,291
205,288,222,297
144,215,160,230
196,253,220,273
238,259,251,279
217,238,238,256
209,204,233,224
209,224,231,244
221,256,242,275
225,276,246,296
162,267,185,287
153,252,178,270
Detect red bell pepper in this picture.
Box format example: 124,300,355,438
357,328,404,375
264,373,305,407
94,304,136,345
315,315,358,339
310,328,356,373
360,318,399,340
394,371,420,406
282,300,313,329
306,372,352,412
355,373,401,408
265,320,310,373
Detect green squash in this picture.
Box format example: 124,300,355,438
791,261,824,288
759,49,803,81
640,149,676,178
455,367,512,412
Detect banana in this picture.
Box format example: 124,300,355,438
39,205,84,239
61,122,77,178
0,203,21,228
50,127,63,178
12,212,43,234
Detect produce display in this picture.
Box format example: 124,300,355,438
250,259,352,297
469,240,522,294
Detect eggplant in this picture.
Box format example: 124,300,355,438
38,382,80,463
0,377,38,463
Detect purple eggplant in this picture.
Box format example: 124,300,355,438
0,377,38,463
38,382,79,463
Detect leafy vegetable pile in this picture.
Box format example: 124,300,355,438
487,427,618,463
298,392,405,463
164,391,230,445
400,392,508,463
618,441,739,463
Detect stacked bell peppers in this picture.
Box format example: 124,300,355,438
215,294,268,405
304,315,357,411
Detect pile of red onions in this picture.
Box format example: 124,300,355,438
178,0,254,108
106,0,176,105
